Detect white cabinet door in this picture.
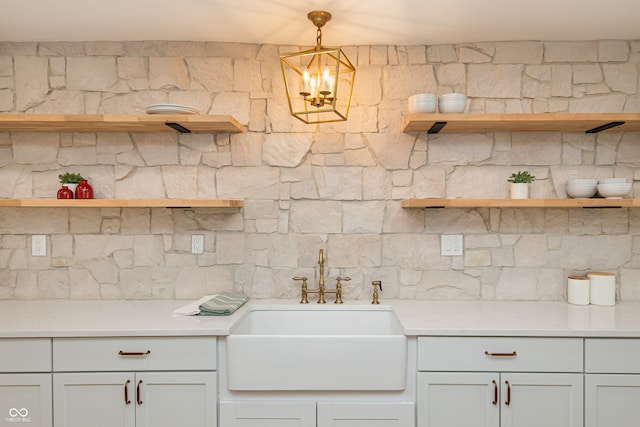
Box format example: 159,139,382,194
135,372,216,427
55,372,216,427
318,402,414,427
219,401,316,427
53,372,135,427
501,373,583,427
0,374,52,427
417,372,499,427
585,374,640,427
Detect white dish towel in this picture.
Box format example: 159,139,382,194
173,295,217,316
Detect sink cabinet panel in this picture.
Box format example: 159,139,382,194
220,401,415,427
219,401,316,427
317,402,415,426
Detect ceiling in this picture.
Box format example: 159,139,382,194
1,0,639,46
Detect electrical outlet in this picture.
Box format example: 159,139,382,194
441,234,463,256
191,235,204,254
32,235,47,257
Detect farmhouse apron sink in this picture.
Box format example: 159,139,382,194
226,304,408,391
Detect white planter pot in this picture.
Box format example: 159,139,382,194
64,183,78,198
510,183,529,199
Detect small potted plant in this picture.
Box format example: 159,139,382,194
58,173,85,198
508,171,535,199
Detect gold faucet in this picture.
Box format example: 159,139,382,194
371,280,382,304
293,249,349,304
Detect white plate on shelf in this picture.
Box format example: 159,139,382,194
145,104,200,115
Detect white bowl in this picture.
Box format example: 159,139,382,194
597,183,632,198
597,178,627,184
408,94,436,113
438,93,466,113
566,186,597,198
566,178,598,198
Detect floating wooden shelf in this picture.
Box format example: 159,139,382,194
402,198,640,209
0,199,244,208
402,113,640,134
0,114,245,133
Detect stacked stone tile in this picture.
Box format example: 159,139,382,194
0,40,639,301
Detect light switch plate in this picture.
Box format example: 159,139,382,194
441,234,463,256
191,235,204,254
32,235,47,256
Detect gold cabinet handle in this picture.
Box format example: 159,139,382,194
492,380,498,405
118,350,151,356
505,380,511,406
484,351,517,357
124,379,131,405
136,380,143,405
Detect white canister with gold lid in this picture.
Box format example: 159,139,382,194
587,271,616,306
567,275,590,305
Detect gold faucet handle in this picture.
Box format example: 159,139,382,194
293,276,308,284
335,277,351,287
334,277,350,304
293,276,309,304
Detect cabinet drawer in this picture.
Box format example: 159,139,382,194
53,336,216,372
418,337,583,372
0,338,51,372
586,339,640,373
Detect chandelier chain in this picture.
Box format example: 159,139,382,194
316,27,323,47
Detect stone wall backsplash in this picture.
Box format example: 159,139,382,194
0,40,639,301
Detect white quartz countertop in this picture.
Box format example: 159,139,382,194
1,299,640,338
0,300,244,337
390,300,640,337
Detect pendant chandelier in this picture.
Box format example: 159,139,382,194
280,11,356,124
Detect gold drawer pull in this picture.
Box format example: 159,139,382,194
492,380,498,405
136,380,143,405
118,350,151,356
124,379,131,405
505,380,512,406
484,351,517,357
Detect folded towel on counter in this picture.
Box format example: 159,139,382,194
172,292,249,316
198,291,249,316
173,295,215,316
